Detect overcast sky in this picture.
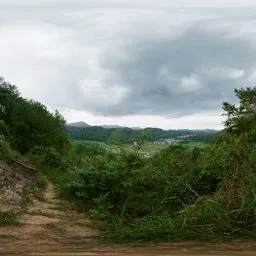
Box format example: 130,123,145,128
1,1,256,129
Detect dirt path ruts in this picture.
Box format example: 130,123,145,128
2,183,256,255
0,182,99,254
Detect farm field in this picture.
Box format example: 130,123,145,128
71,140,208,156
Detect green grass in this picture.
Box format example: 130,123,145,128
101,197,256,242
71,140,207,158
71,140,121,153
72,140,171,155
139,143,169,151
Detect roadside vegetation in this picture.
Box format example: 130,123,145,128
1,76,256,242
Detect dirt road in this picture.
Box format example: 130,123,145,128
0,182,98,254
1,183,256,255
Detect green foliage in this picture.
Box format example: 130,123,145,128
104,195,256,241
0,77,68,153
223,87,256,135
36,172,48,188
55,144,224,224
0,119,9,138
28,146,67,168
71,141,107,156
180,133,218,145
59,152,143,217
68,126,113,142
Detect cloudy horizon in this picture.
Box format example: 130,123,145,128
1,1,256,130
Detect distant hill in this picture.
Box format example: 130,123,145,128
131,127,143,130
102,125,143,130
67,121,90,128
67,122,141,130
179,129,217,133
67,124,219,144
102,125,125,129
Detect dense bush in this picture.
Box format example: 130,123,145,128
28,146,68,168
0,119,9,138
58,143,225,220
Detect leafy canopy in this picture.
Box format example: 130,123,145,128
223,87,256,135
0,77,68,153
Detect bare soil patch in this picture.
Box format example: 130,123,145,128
0,182,99,254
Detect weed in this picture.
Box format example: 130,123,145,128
36,172,48,188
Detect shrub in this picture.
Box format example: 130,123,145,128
0,119,9,138
0,135,11,158
36,172,48,188
28,146,67,168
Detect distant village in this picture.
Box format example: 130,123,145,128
153,135,194,145
135,135,195,158
134,134,194,146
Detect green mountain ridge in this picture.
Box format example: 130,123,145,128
67,124,218,143
67,121,90,128
67,121,218,132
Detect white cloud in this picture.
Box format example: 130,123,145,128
62,108,224,130
180,75,202,92
1,0,256,8
202,68,245,80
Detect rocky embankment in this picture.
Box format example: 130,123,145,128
0,159,98,254
0,159,37,213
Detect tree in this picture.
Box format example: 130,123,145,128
0,77,68,153
223,87,256,135
0,77,20,122
0,119,9,138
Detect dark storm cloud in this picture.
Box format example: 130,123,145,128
89,19,256,116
